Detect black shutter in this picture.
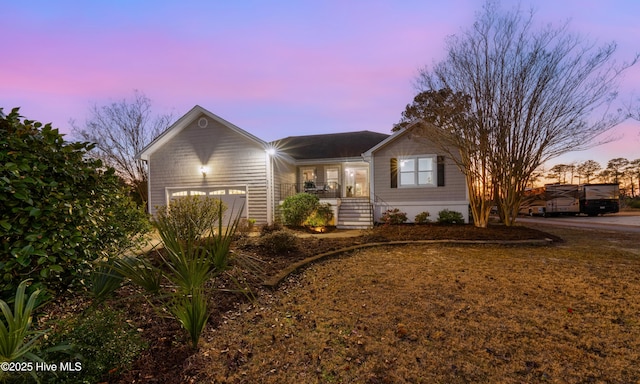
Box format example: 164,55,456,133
437,156,445,186
390,158,398,188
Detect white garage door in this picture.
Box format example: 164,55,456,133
167,187,247,224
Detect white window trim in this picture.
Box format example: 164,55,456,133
398,155,437,188
164,185,249,217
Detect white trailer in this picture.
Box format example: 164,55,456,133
544,184,580,215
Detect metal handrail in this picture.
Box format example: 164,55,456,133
279,182,341,199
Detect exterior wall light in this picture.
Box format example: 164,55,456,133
266,148,276,156
200,166,209,177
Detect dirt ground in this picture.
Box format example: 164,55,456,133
112,223,639,383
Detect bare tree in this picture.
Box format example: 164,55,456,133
528,166,545,188
72,91,173,204
576,160,602,184
402,1,637,226
396,89,496,227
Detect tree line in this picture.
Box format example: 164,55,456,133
544,158,640,197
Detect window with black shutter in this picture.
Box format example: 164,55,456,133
437,156,445,186
390,158,398,188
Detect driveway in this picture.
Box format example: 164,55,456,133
517,211,640,233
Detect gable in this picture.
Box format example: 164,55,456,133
137,105,268,161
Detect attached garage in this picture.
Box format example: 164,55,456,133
166,186,247,223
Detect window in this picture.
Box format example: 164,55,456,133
301,168,316,182
326,167,339,190
398,155,436,187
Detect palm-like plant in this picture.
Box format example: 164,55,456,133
170,290,209,349
0,280,45,368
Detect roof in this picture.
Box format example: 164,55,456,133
271,131,390,160
362,127,410,157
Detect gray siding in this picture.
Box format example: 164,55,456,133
272,158,296,203
372,135,467,203
148,114,269,223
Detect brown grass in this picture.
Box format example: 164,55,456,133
188,225,640,383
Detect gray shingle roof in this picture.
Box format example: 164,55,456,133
271,131,390,160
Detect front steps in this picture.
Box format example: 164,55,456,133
337,198,373,229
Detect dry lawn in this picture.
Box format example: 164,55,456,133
191,225,640,383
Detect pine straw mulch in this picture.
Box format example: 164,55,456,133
109,223,640,383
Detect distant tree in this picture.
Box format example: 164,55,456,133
546,164,571,184
576,160,602,184
401,1,637,227
627,159,640,197
598,169,615,183
71,90,173,205
606,157,630,184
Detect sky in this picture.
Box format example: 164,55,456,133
2,0,639,170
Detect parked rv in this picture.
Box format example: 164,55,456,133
545,183,580,215
519,183,619,217
579,183,620,216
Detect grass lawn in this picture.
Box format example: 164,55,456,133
188,224,640,383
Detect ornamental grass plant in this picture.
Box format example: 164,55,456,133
0,280,44,366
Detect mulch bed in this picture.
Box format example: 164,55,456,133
111,223,558,383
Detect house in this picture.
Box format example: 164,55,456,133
136,105,470,227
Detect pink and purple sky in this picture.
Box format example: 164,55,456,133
2,0,639,168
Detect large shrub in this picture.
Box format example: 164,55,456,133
0,108,150,300
280,193,319,226
154,196,226,242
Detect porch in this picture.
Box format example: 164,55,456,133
277,184,374,229
279,182,343,200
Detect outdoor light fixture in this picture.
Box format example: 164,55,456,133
266,148,276,156
200,166,209,177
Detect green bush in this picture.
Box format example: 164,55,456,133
414,211,431,224
629,199,640,209
280,193,319,226
305,203,334,227
39,307,146,384
437,209,465,224
259,230,299,254
154,195,226,243
380,208,408,225
0,108,150,300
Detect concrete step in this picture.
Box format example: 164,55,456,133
338,198,373,229
337,225,371,229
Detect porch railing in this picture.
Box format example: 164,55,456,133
279,182,341,200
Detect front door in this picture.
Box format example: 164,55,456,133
344,167,368,197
